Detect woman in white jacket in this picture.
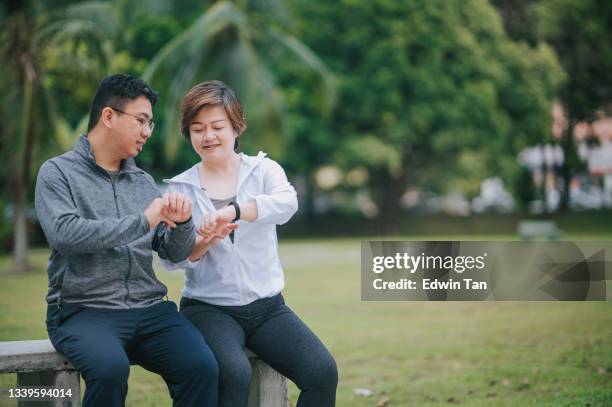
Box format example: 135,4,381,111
164,80,337,407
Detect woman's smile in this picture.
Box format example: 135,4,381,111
202,143,221,151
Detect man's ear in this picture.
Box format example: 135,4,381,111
100,107,115,129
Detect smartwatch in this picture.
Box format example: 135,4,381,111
228,201,241,222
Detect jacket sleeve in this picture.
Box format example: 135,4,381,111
34,161,150,255
251,158,298,225
158,256,200,272
152,182,196,263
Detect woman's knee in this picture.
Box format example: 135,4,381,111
321,354,339,387
218,354,252,390
303,352,338,391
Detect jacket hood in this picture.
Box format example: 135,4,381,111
164,151,268,188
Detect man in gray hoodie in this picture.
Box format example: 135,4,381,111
34,74,218,407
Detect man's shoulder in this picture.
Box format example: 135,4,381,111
37,151,80,180
47,150,78,164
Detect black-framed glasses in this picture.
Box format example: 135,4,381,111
111,107,155,132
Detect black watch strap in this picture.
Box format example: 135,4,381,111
175,216,192,225
229,201,240,222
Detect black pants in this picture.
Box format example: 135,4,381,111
46,300,219,407
180,294,338,407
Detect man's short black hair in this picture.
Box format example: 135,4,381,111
87,74,159,132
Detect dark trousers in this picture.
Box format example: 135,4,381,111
46,300,219,407
180,294,338,407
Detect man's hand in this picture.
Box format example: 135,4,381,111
144,198,177,229
144,193,192,230
161,192,192,224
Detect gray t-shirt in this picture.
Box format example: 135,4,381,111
206,191,237,242
108,170,119,183
209,195,235,210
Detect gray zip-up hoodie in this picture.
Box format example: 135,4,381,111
34,135,195,309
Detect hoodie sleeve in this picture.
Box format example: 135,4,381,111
152,220,196,263
34,161,150,255
152,182,196,263
251,158,298,225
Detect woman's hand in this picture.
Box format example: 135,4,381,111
196,223,238,245
200,207,235,231
196,209,238,244
188,220,237,261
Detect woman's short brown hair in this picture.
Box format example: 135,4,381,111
180,80,247,149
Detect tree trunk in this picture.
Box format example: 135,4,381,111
13,58,36,272
13,181,29,272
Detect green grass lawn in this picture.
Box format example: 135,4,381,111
1,237,611,406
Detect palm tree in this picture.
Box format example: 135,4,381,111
143,0,337,162
0,0,117,271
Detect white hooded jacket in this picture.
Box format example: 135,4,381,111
161,152,298,306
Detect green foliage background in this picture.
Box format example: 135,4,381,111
1,0,611,250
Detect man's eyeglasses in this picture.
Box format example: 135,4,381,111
111,107,155,132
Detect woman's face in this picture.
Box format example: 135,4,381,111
189,104,237,163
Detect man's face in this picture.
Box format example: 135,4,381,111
110,96,154,159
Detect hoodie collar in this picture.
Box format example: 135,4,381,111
74,134,141,174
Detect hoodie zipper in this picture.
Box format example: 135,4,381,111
76,137,141,307
110,175,132,307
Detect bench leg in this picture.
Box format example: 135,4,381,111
16,370,80,407
248,359,289,407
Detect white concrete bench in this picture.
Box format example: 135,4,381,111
0,339,289,407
